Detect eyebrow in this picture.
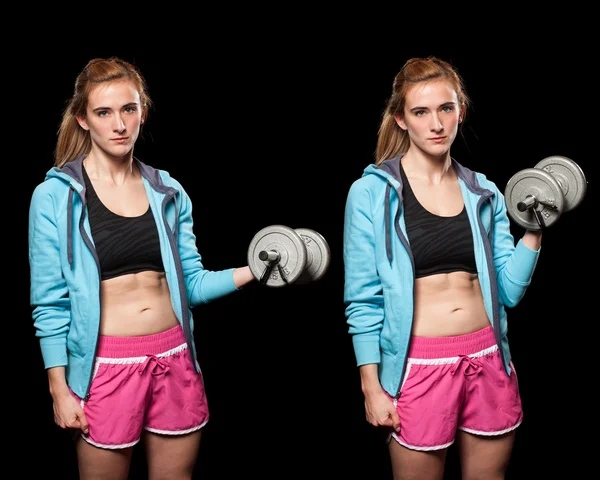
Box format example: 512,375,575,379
92,102,139,112
409,101,456,112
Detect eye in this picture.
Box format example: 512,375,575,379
442,105,455,113
96,110,108,117
125,106,138,114
414,109,425,117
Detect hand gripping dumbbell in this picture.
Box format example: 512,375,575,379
247,224,331,287
504,155,587,230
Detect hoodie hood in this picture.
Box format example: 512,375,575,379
363,153,494,263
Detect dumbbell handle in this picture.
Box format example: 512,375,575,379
516,195,559,229
517,195,559,212
517,195,537,212
258,251,289,285
259,250,280,262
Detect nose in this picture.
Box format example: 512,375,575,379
112,114,126,134
430,114,443,133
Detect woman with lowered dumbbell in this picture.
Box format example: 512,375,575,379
28,56,256,479
343,56,543,479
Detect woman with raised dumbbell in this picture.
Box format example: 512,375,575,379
28,56,256,479
343,56,543,479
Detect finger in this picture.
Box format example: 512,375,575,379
68,409,89,435
391,411,401,432
378,416,394,428
76,411,89,435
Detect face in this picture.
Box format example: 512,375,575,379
77,80,144,159
395,79,462,157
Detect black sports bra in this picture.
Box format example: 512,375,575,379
400,163,477,279
83,166,164,281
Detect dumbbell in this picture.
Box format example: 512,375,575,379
247,224,331,287
504,155,587,230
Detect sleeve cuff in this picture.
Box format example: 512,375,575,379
352,336,381,366
39,337,68,369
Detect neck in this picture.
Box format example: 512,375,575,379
83,150,136,186
401,150,453,185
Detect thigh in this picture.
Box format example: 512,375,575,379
389,438,447,480
75,434,133,480
143,430,202,480
456,429,515,480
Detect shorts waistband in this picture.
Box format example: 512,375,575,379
407,326,496,359
96,324,186,358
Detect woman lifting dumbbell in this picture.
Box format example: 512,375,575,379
28,55,332,479
27,55,334,479
342,55,562,479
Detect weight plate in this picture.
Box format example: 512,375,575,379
504,168,564,230
247,224,307,287
294,228,331,284
534,155,587,212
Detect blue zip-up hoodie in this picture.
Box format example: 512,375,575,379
343,154,541,398
29,154,240,399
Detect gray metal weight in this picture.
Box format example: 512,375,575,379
247,225,330,287
534,155,587,212
505,156,586,230
248,225,307,287
294,228,331,285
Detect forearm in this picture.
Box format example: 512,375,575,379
47,366,70,399
359,364,382,396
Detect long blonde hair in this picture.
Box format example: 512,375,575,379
54,57,152,168
375,56,470,165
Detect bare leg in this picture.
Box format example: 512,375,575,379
388,437,447,480
75,435,133,480
143,430,202,480
456,430,515,480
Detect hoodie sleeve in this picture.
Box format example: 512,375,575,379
174,182,240,307
29,184,70,369
489,183,541,307
343,181,384,366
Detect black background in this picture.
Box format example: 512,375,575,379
22,39,594,479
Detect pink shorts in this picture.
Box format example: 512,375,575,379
70,325,209,449
389,326,522,451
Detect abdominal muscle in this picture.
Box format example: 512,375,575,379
99,271,180,336
411,271,490,337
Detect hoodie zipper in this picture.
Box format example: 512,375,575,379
389,184,415,400
395,275,415,400
70,186,103,402
160,192,197,366
476,194,506,371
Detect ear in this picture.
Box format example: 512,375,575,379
394,114,408,131
76,115,89,131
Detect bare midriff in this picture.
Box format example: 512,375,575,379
99,271,179,336
411,271,489,337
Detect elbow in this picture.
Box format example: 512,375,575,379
498,284,527,308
